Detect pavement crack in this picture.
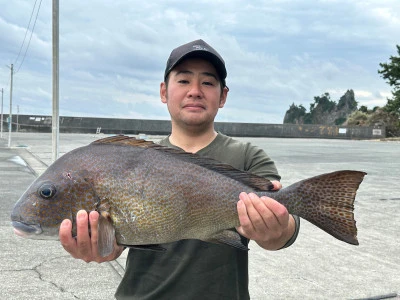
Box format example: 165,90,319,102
107,259,125,278
12,255,82,299
35,255,82,299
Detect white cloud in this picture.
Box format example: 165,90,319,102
0,0,399,122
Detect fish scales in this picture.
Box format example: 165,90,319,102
105,145,249,244
11,136,366,256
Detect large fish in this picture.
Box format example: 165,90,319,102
11,136,366,256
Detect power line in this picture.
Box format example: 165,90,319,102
14,0,38,66
15,0,43,74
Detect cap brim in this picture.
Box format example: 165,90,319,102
165,50,227,82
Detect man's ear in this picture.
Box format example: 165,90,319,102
160,82,167,104
219,86,228,108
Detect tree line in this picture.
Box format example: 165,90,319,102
284,45,400,134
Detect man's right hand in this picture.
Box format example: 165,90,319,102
59,210,125,263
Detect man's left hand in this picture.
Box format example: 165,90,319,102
235,183,295,250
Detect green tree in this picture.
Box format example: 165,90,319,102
284,103,307,124
378,45,400,115
379,45,400,89
383,90,400,115
359,105,368,113
312,93,336,112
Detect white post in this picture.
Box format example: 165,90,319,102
52,0,60,161
1,88,3,138
16,105,19,132
8,64,13,148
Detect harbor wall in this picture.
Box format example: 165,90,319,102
1,114,385,139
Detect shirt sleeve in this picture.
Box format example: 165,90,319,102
244,143,300,249
243,143,281,181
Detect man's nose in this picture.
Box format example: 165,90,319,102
188,82,202,98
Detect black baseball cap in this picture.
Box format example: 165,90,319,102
164,39,227,87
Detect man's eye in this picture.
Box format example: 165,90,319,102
178,80,189,84
203,81,214,86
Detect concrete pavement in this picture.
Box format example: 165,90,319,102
1,132,399,299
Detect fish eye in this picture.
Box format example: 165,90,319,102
38,183,57,199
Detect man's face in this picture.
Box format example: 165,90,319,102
160,58,228,130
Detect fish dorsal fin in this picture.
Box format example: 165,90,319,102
92,135,157,148
92,135,274,192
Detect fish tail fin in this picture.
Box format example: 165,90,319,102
282,170,366,245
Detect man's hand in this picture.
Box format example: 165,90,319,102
59,210,124,263
236,181,296,250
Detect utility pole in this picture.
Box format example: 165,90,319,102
1,88,3,138
52,0,60,161
8,64,13,148
16,105,19,132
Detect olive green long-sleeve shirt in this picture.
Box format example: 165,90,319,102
115,133,297,300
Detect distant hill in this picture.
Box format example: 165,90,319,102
283,90,358,125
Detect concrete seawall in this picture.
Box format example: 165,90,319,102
2,114,385,139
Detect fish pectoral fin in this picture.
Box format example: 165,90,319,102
123,244,167,252
97,212,115,257
206,230,249,251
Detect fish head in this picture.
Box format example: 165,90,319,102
11,164,99,240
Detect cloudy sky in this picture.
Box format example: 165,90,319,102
1,0,399,124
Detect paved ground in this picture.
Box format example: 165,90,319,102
1,132,399,300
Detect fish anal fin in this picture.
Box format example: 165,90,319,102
122,244,167,252
97,211,115,257
205,230,249,251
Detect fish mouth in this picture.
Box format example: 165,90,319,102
12,221,43,237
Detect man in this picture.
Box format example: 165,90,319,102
60,39,300,299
